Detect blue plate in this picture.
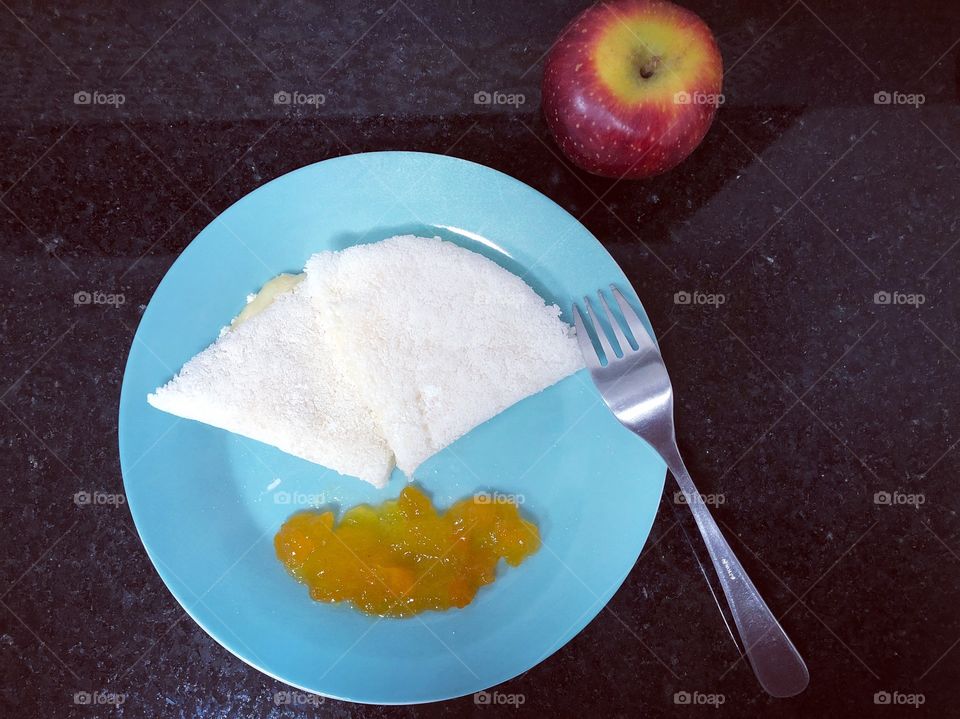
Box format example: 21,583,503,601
119,151,666,704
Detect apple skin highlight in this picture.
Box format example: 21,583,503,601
542,0,723,179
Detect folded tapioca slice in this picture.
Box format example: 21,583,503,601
306,235,583,477
147,278,395,488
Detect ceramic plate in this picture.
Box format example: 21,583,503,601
118,151,666,704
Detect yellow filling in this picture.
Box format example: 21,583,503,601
274,486,540,617
229,272,304,330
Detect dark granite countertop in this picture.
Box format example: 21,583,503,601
2,1,959,717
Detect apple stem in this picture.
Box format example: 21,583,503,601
638,55,661,79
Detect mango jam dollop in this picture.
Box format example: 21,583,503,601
274,486,540,617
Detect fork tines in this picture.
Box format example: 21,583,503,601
573,286,652,367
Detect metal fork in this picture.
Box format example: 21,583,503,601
573,286,809,698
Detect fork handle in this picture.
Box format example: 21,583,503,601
664,451,809,697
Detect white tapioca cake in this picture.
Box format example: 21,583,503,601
306,235,583,476
147,278,395,488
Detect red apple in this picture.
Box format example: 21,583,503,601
542,0,723,179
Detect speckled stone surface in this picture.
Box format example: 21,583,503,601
1,1,959,717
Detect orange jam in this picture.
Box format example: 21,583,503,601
274,486,540,617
